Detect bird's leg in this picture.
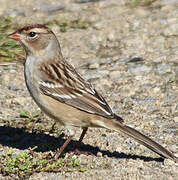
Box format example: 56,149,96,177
55,135,73,159
74,127,88,150
72,127,90,155
55,127,89,158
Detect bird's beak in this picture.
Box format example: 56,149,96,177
8,31,21,41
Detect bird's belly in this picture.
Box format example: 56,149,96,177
37,93,101,128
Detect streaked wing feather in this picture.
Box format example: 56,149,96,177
38,59,116,119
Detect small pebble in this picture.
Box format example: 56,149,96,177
8,85,19,91
9,69,16,73
107,33,115,41
89,63,99,69
116,147,122,153
170,144,177,152
109,71,121,79
97,152,103,157
164,159,176,166
173,117,178,123
157,64,171,74
93,22,103,30
40,5,65,13
153,87,160,93
13,97,27,105
129,64,152,74
100,79,112,87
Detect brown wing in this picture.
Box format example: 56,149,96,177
38,59,119,120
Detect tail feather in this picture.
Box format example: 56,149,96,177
105,120,177,162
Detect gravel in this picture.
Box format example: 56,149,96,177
0,0,178,179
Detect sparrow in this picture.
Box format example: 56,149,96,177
8,24,177,162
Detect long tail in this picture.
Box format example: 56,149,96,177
104,118,177,162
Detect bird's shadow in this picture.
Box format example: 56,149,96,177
0,125,164,162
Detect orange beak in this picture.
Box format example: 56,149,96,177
8,31,21,41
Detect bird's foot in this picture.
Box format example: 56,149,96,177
68,148,92,156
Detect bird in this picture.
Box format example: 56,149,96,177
8,24,177,162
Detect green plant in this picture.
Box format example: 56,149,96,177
18,109,41,123
127,0,156,7
0,16,22,62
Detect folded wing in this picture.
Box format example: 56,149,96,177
38,59,122,121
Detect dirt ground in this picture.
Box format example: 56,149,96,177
0,0,178,179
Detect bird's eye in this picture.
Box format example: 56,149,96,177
29,32,36,37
